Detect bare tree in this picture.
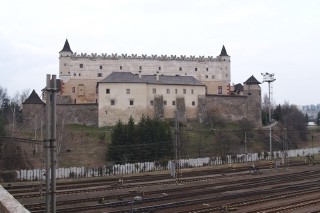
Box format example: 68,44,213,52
206,107,225,129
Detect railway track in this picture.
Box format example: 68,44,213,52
19,166,320,212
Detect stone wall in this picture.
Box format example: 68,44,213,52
199,94,261,126
56,104,98,126
23,103,98,128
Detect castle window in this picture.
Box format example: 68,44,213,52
126,89,130,94
172,101,176,106
159,66,161,71
72,87,75,93
206,68,209,71
79,73,81,76
179,67,182,71
195,68,197,71
150,100,154,105
111,99,115,105
120,66,122,70
226,74,228,77
218,86,222,94
80,64,83,68
106,89,110,94
192,101,195,106
73,73,76,76
191,89,194,94
100,65,103,69
175,89,178,94
167,89,170,94
98,73,102,77
183,89,186,94
212,75,215,79
68,71,70,74
64,63,66,66
152,88,156,94
164,101,167,105
205,75,208,79
139,66,142,71
129,99,134,106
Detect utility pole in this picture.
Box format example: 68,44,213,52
45,74,57,213
50,75,57,213
45,75,51,213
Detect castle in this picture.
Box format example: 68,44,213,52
23,40,262,127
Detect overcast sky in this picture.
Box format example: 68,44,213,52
0,0,319,106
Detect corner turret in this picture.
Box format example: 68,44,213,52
59,39,73,80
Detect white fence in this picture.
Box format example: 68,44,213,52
16,147,320,181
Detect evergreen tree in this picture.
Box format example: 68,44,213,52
107,120,127,163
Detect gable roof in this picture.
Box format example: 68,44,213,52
59,39,73,53
23,90,45,104
234,83,244,91
99,72,204,86
219,45,229,56
244,75,261,85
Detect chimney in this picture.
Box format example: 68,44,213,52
139,70,142,79
156,71,159,81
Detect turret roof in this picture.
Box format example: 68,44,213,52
219,45,229,56
59,39,73,53
23,90,45,104
244,75,261,85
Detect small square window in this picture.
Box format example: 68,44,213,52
73,73,76,76
192,101,195,106
80,64,83,68
106,89,110,94
179,67,182,71
191,89,194,94
79,73,81,76
206,68,209,71
212,75,215,79
68,71,70,74
126,89,130,94
183,89,186,94
195,68,197,71
100,65,103,69
159,66,161,70
150,100,154,105
111,100,115,105
166,89,170,94
120,66,122,70
130,100,134,105
64,63,67,66
164,101,167,105
139,66,142,71
98,73,102,77
153,88,156,94
172,101,176,106
226,74,228,77
205,75,208,79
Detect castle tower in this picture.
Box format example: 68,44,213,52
59,39,73,81
217,45,231,93
22,90,45,130
243,75,262,126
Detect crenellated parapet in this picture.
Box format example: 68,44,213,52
71,52,219,62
